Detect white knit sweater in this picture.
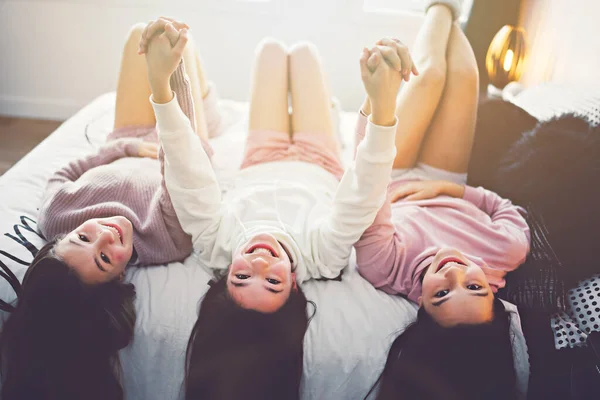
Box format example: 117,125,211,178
153,95,397,282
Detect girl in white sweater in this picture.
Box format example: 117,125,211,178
142,30,414,313
139,20,415,399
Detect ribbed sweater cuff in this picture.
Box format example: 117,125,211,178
361,116,398,160
462,185,484,208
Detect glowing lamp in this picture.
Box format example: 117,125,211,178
485,25,527,90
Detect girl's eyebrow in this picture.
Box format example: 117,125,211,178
432,297,451,307
432,291,489,306
69,238,108,272
69,239,83,247
231,282,282,294
95,258,107,272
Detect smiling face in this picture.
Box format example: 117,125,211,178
420,248,494,327
227,233,296,313
54,217,134,285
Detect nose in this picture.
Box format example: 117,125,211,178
250,256,270,270
96,228,115,246
443,265,466,284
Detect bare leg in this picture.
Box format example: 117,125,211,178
288,42,338,154
114,23,209,141
248,38,289,135
417,24,479,173
180,36,209,141
193,52,210,98
114,24,156,129
361,5,453,169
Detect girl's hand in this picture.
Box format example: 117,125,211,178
373,38,419,82
138,17,189,55
117,139,159,159
360,46,404,126
390,180,465,202
136,142,160,159
144,23,189,103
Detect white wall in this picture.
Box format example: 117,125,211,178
0,0,424,120
519,0,600,88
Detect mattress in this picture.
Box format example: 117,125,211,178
0,93,418,399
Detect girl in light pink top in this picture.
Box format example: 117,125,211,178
357,1,531,399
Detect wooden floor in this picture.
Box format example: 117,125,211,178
0,116,63,176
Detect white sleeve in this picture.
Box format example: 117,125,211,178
307,117,397,279
151,93,222,258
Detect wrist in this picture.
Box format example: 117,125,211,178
150,80,174,104
123,139,142,157
369,100,396,126
444,182,465,198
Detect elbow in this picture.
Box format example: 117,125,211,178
355,247,396,287
356,261,388,287
356,262,398,294
505,235,530,270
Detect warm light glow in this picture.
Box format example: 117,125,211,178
503,49,514,72
486,25,528,89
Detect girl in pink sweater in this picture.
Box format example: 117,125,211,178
357,1,531,399
0,19,221,400
35,20,222,284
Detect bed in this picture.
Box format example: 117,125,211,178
0,90,541,399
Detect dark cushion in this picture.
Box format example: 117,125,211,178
497,115,600,292
471,105,600,312
468,98,538,189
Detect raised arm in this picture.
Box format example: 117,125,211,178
157,58,216,238
353,193,407,294
144,21,222,255
307,43,413,279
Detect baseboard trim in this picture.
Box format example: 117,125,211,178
0,94,81,121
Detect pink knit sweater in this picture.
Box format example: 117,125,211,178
37,62,220,265
353,115,531,302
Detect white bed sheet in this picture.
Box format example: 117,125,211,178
0,93,417,400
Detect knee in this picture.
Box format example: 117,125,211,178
288,41,319,60
255,37,287,59
414,61,446,89
448,61,479,93
288,41,322,73
126,23,146,42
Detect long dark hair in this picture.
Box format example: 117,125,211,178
0,239,136,400
185,277,310,400
373,298,516,400
497,115,600,288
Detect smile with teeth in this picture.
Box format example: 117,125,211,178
103,225,123,244
436,257,465,272
247,244,277,257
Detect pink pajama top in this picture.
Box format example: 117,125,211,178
353,118,531,303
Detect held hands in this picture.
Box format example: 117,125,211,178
390,180,465,203
136,142,160,159
360,38,418,126
370,38,419,81
137,17,189,55
138,17,190,103
118,139,159,159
